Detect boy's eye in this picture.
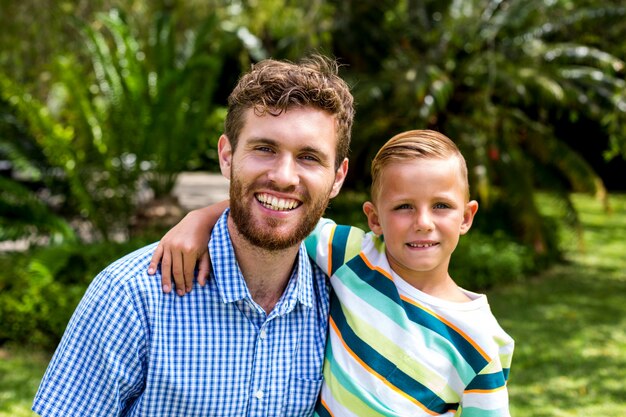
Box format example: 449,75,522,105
434,202,451,209
394,204,412,210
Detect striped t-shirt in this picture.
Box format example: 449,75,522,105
305,219,514,417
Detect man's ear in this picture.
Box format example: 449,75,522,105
460,200,479,235
329,158,349,199
363,201,383,235
217,135,233,180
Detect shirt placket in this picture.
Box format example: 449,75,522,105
243,299,278,417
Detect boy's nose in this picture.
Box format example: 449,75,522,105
414,210,434,231
268,155,299,188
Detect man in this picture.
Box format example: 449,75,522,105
33,55,354,416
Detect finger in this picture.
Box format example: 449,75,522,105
148,243,164,275
172,251,186,297
197,252,210,287
183,253,195,293
161,249,173,293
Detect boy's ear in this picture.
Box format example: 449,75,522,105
460,200,479,235
217,135,233,180
363,201,383,235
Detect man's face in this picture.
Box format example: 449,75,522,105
219,107,348,251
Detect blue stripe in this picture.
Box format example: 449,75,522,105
314,400,332,417
330,225,351,276
330,291,458,415
466,372,506,391
346,255,489,374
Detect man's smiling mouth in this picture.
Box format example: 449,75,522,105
256,193,301,211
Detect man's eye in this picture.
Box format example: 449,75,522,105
300,154,320,162
256,146,273,153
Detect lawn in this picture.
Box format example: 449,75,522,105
489,193,626,416
1,193,624,416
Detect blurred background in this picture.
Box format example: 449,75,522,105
1,1,625,416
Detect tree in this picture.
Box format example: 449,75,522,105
1,8,242,241
333,0,626,255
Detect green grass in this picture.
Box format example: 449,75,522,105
1,192,625,416
0,349,50,417
488,193,626,416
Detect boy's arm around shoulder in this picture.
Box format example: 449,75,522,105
304,218,366,277
33,255,149,416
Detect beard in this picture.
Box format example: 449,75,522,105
229,173,332,251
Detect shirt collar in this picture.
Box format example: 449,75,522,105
209,209,314,310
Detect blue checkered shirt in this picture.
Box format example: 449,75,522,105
33,210,330,416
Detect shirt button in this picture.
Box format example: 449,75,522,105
259,329,267,340
254,389,264,399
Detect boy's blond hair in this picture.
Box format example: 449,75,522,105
225,55,354,170
370,129,470,202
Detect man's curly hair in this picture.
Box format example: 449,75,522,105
224,55,354,169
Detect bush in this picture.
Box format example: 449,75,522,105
451,231,535,290
0,238,154,350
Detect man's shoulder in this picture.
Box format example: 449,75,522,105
95,241,161,292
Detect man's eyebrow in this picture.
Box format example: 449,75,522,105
247,138,331,159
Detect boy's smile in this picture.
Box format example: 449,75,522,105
363,157,478,292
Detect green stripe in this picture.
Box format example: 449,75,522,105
457,406,508,417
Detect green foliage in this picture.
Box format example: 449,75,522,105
0,348,51,417
451,231,534,290
1,9,241,241
336,0,626,254
0,238,154,350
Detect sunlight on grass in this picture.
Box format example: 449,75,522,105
490,193,626,417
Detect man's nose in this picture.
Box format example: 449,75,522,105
268,155,299,187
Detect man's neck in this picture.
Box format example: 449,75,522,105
228,224,300,314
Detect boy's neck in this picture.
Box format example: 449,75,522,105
397,270,472,303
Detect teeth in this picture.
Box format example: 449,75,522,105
408,243,436,248
257,193,300,211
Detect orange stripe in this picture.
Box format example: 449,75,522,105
399,294,492,363
328,316,440,416
464,385,506,394
359,252,393,281
318,398,335,417
327,226,336,275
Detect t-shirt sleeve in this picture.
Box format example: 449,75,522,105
304,218,366,277
458,332,515,416
32,268,147,416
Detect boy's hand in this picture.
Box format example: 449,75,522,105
148,206,214,296
147,228,210,296
147,201,228,296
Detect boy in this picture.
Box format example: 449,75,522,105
149,129,514,416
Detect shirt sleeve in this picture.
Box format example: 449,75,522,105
304,218,366,277
32,268,148,416
458,335,515,417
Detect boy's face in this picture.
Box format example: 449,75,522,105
219,106,348,251
363,157,478,285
